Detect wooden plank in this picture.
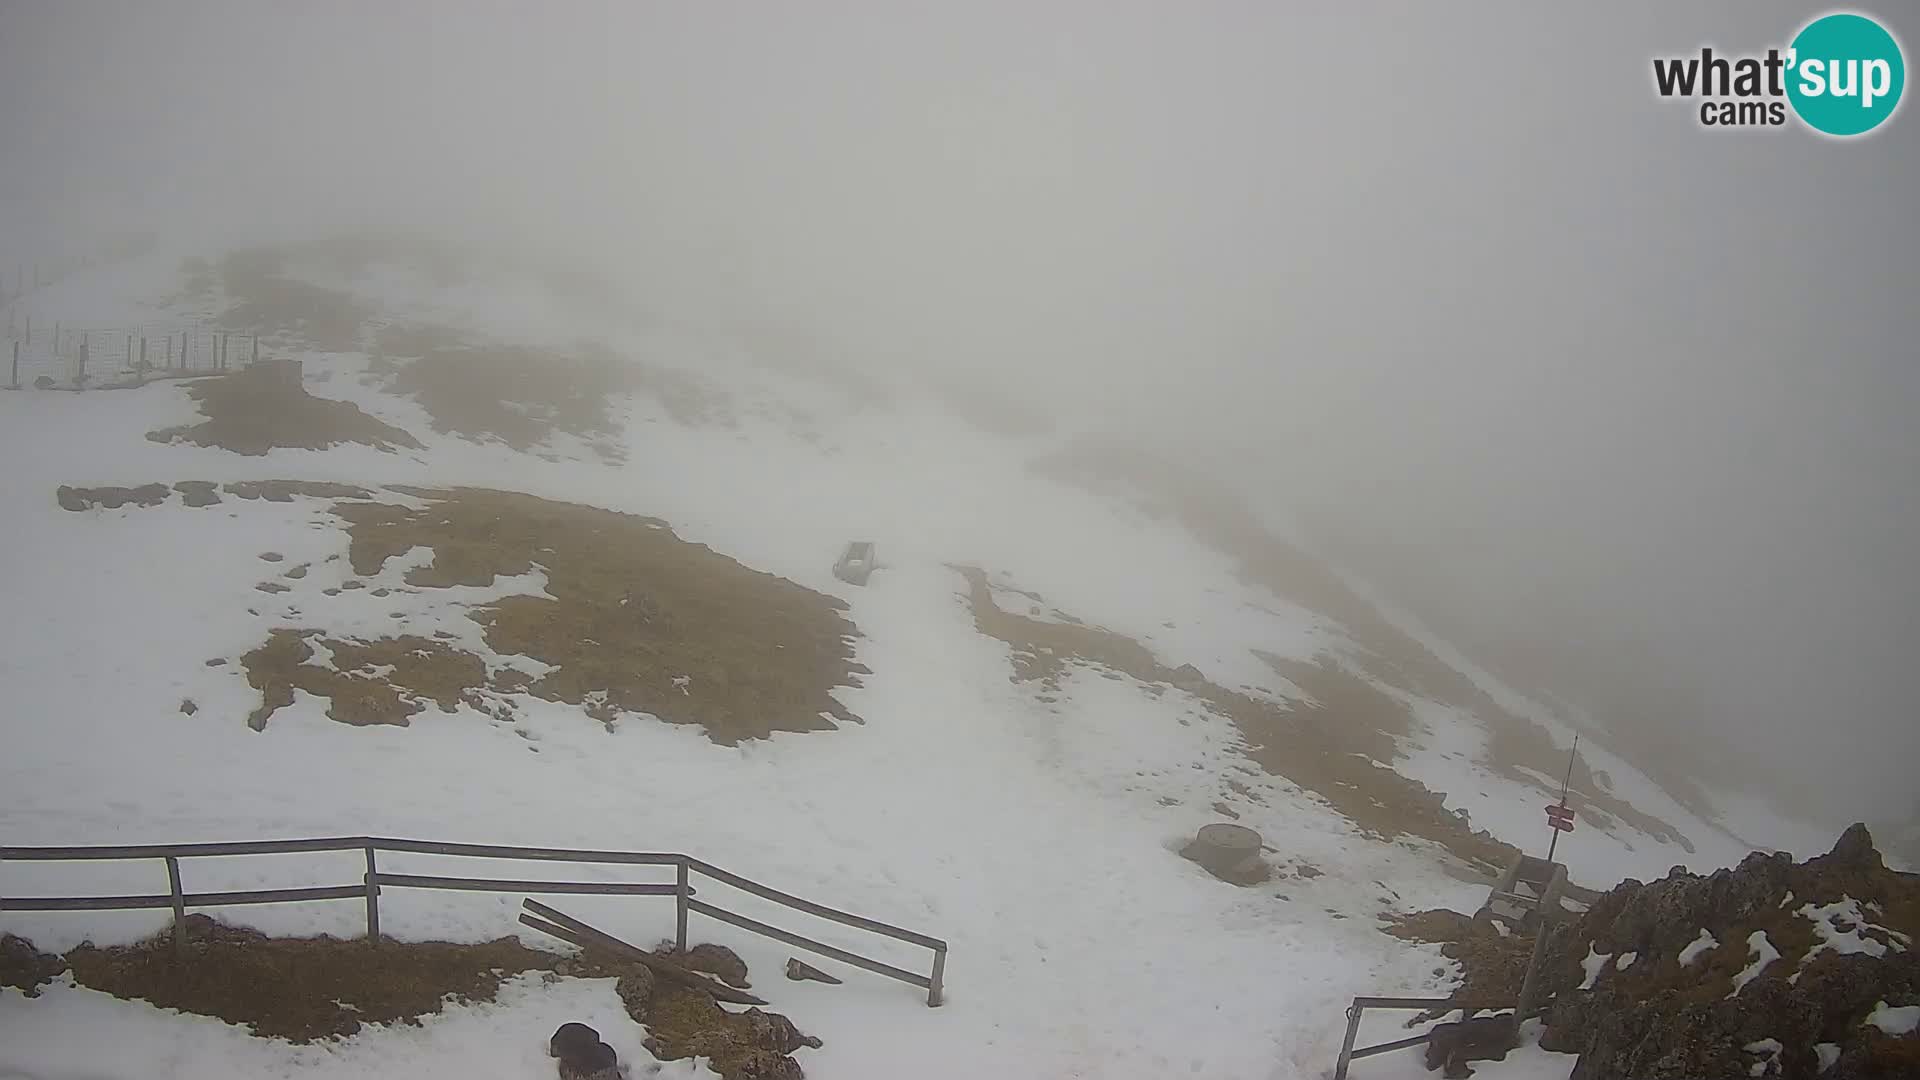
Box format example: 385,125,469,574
1,893,176,912
1350,996,1461,1009
371,838,681,865
0,837,371,860
685,858,946,951
521,899,768,1006
687,898,930,991
185,885,367,907
373,872,681,896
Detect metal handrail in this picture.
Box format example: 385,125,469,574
1332,996,1517,1080
1,836,948,1006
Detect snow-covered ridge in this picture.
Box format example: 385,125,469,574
0,245,1825,1079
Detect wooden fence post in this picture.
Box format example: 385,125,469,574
125,334,133,369
676,858,690,953
165,856,187,958
252,335,259,365
10,340,18,388
166,334,174,370
1513,923,1554,1035
364,845,381,945
78,335,88,382
928,944,947,1007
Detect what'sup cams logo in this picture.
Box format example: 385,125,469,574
1653,10,1905,136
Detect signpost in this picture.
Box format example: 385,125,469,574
1544,734,1579,862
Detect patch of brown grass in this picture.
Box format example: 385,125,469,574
336,488,863,743
146,365,421,456
1034,441,1700,857
242,629,490,730
953,565,1519,873
372,324,731,456
61,917,567,1042
55,484,171,511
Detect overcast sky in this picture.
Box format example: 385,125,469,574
2,2,1914,825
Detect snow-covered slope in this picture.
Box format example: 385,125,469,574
0,247,1821,1079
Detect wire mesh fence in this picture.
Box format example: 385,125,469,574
5,328,258,390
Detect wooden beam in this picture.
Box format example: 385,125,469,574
520,899,768,1006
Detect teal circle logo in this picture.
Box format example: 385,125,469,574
1787,12,1906,136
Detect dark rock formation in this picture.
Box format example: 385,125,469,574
1424,1014,1514,1078
1536,824,1919,1080
680,942,751,988
0,934,68,997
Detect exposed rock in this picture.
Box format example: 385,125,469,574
205,657,227,667
1424,1014,1514,1078
643,987,818,1080
549,1021,600,1058
683,943,752,988
1535,824,1920,1080
259,552,285,562
615,966,656,1018
0,934,68,997
179,698,198,716
785,958,842,985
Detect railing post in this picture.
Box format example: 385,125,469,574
1333,1000,1363,1080
363,845,380,945
928,944,947,1007
1513,923,1554,1036
675,858,690,953
165,856,187,958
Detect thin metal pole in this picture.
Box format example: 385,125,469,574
928,945,947,1007
165,856,187,958
1334,1001,1364,1080
675,858,690,952
1547,734,1577,864
363,845,380,944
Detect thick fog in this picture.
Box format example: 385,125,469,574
3,3,1914,827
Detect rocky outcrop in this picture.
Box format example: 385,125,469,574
615,945,818,1080
1536,824,1919,1079
0,934,68,997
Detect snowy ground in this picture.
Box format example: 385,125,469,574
0,251,1818,1079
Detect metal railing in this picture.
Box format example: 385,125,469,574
1,836,947,1006
1332,996,1516,1080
